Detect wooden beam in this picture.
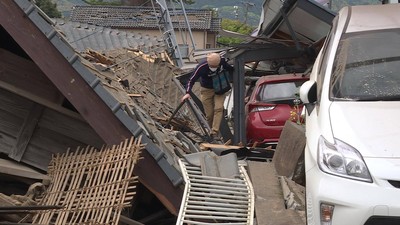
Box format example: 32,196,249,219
9,103,44,161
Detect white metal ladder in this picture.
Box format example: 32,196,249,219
176,159,255,225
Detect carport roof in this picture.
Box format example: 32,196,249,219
257,0,336,44
226,0,336,145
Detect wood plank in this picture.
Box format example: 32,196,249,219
0,77,84,122
199,143,241,151
0,48,62,103
0,131,15,155
0,88,32,120
127,94,143,97
0,109,25,137
38,108,104,147
22,126,96,171
9,103,44,161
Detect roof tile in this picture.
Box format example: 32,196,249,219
54,19,165,53
70,5,220,31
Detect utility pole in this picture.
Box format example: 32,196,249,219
241,1,255,25
233,6,239,20
213,7,219,17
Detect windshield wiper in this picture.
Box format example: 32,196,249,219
353,95,400,101
346,56,400,69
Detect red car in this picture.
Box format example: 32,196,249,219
245,74,309,146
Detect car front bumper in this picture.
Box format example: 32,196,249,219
306,161,400,225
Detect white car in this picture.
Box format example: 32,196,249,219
300,4,400,225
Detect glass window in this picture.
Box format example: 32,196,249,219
330,29,400,101
257,81,306,102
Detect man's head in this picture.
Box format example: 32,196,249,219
207,53,221,70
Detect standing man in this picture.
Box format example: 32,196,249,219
181,53,234,140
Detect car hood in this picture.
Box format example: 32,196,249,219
329,102,400,158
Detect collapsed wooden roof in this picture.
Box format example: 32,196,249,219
0,0,207,215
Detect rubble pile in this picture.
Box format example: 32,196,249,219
82,48,206,141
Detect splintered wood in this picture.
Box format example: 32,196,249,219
32,137,142,225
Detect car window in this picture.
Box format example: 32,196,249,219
330,29,400,100
257,80,306,101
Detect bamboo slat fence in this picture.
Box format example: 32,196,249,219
32,136,142,225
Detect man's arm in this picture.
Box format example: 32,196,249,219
181,62,206,102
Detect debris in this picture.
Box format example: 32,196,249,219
32,137,142,224
85,48,206,142
127,93,143,97
176,154,254,224
0,182,45,223
85,48,113,65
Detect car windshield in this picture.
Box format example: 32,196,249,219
257,81,305,102
330,29,400,101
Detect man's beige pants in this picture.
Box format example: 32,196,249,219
200,87,226,135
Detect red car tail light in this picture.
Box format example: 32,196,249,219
250,106,276,113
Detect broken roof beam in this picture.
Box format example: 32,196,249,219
0,0,183,215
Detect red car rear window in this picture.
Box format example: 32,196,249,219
257,80,306,101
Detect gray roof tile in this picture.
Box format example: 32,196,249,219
70,5,220,31
54,19,166,53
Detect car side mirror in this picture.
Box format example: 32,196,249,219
300,80,317,104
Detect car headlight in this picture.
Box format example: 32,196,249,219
318,136,372,182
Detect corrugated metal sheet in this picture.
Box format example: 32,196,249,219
257,0,335,44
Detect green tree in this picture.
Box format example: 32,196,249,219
35,0,62,18
218,19,255,46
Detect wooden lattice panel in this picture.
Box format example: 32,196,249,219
33,137,142,225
